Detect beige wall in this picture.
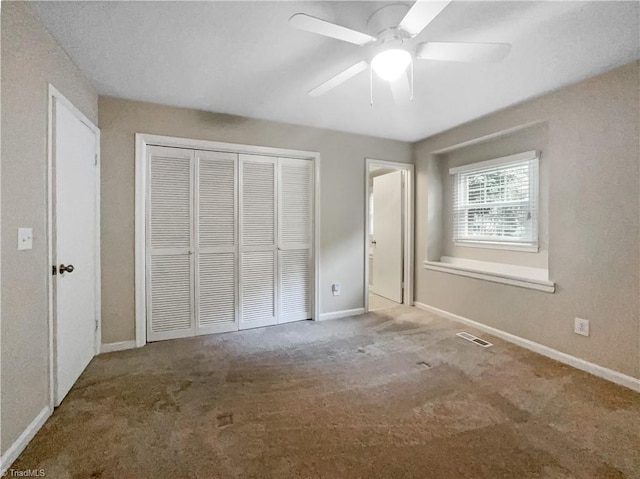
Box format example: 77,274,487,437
99,97,412,343
415,61,640,378
1,2,98,454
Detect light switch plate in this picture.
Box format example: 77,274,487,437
332,283,341,296
18,228,33,251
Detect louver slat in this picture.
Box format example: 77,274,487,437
279,249,311,321
146,147,315,338
241,160,275,247
150,153,191,249
239,156,277,329
198,252,235,327
278,158,313,323
196,151,238,333
241,250,275,323
279,160,313,247
148,147,194,341
198,154,236,248
150,254,192,333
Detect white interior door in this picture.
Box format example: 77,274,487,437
239,155,277,329
278,158,313,323
196,150,238,334
147,146,194,341
372,170,403,303
54,98,99,406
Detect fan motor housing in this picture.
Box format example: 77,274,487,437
366,3,411,38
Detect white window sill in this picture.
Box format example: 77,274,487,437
454,241,539,253
423,256,554,293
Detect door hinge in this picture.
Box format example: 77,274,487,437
95,320,99,331
52,265,57,275
95,153,98,166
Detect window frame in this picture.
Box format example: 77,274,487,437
450,151,540,253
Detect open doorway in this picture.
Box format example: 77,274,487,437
364,159,414,312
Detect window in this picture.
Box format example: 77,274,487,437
450,151,539,250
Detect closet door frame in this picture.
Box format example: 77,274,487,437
135,134,320,347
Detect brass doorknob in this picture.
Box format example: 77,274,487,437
59,264,74,274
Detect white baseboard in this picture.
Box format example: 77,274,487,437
100,340,137,354
319,308,366,321
0,406,51,474
414,302,640,393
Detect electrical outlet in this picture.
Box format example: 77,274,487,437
574,317,589,337
18,227,33,251
332,283,341,296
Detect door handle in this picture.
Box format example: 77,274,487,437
59,264,75,274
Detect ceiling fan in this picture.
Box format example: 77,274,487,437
289,1,511,103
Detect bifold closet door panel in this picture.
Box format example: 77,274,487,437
149,255,192,338
198,252,235,330
147,146,195,341
278,249,311,322
196,151,238,334
241,250,276,325
278,158,313,323
239,155,277,329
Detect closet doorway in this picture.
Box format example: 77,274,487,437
134,135,319,344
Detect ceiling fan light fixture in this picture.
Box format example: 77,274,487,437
371,49,412,82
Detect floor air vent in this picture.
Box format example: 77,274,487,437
456,331,493,348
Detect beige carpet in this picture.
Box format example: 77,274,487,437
13,307,640,478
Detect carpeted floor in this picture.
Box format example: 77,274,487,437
12,307,640,478
368,292,401,312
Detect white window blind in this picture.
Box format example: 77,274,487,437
451,152,539,248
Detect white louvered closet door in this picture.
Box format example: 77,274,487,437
239,155,278,329
196,151,238,335
278,158,313,323
147,146,195,341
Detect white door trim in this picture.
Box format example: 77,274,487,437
135,133,321,347
47,84,101,410
364,158,414,312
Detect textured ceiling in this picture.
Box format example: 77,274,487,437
31,1,640,142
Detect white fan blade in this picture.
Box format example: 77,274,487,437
416,42,512,62
398,1,451,37
308,61,369,97
289,13,376,46
390,72,412,104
